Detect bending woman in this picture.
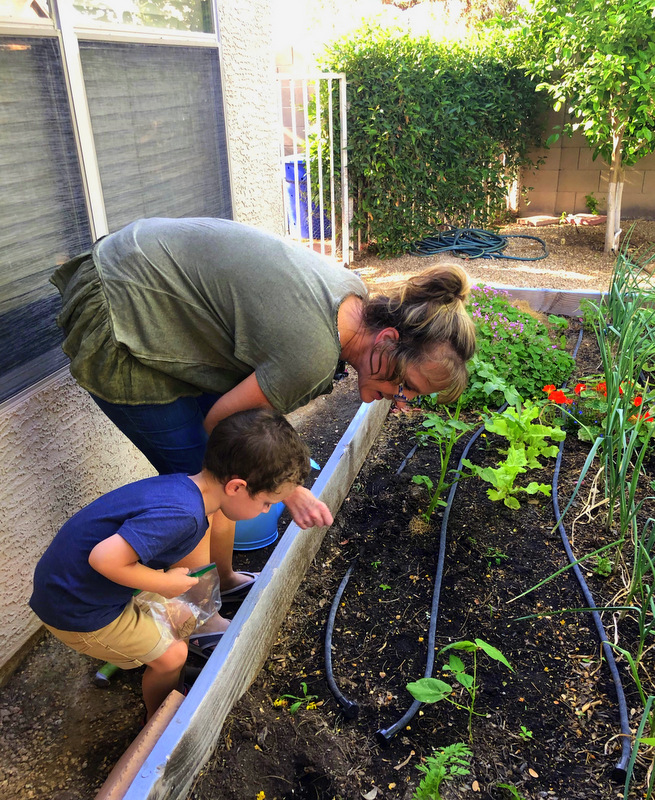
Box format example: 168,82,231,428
52,217,475,601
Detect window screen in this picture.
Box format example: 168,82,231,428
0,37,91,403
80,41,232,231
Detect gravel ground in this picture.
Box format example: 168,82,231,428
353,218,655,293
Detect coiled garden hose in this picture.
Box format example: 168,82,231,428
411,226,548,261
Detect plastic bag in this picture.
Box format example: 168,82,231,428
134,564,222,644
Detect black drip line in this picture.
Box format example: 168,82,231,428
324,326,632,778
551,329,631,779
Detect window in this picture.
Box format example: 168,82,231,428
71,0,213,32
81,41,231,229
0,37,91,402
0,3,231,404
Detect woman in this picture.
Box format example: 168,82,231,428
52,217,475,618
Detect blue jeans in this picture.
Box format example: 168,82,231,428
90,393,221,475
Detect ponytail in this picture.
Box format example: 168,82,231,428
361,263,476,400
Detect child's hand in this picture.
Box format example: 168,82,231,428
160,567,200,598
284,486,333,529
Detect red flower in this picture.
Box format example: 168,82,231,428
594,381,607,397
574,383,586,395
631,412,654,423
548,389,572,405
634,396,643,407
542,384,556,394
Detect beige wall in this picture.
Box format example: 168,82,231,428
0,0,284,683
521,108,655,219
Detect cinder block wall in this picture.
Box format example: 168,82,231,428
520,107,655,219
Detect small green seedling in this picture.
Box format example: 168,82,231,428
593,555,612,577
407,639,512,741
497,784,528,800
518,725,533,741
379,584,391,591
484,546,508,567
412,742,472,800
281,681,318,714
371,560,381,569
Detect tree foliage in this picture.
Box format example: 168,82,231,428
511,0,655,252
318,25,545,257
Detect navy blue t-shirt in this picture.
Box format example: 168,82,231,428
30,474,207,632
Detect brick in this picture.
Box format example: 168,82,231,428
524,169,559,193
559,148,580,170
599,170,644,191
577,147,608,170
555,191,576,214
575,191,607,215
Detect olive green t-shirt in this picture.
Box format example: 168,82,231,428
82,218,366,413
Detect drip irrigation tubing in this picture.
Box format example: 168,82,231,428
325,327,631,774
376,417,494,743
411,226,548,261
551,330,631,780
324,559,360,719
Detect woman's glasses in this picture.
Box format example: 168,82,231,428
393,383,409,402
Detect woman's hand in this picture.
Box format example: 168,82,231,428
284,486,333,530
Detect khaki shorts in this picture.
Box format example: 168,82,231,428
45,599,171,669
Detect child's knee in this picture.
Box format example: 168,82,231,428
147,638,188,672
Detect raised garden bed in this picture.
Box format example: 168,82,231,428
188,299,655,800
4,254,655,799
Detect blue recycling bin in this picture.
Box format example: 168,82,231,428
283,156,331,239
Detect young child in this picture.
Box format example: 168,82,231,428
30,408,310,721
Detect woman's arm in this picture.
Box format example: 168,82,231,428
88,534,199,598
203,372,273,434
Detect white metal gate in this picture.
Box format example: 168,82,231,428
277,72,352,266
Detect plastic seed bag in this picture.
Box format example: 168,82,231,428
134,564,222,643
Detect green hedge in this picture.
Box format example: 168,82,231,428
319,26,545,257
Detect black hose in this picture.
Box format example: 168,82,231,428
411,226,548,261
376,421,491,743
324,559,360,719
550,330,631,780
328,326,631,775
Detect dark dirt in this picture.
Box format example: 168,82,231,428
188,327,654,800
5,218,655,800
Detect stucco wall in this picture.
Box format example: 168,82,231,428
218,0,285,233
0,0,284,683
521,107,655,219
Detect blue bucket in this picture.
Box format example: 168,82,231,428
233,459,321,551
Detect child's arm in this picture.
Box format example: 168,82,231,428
88,534,199,598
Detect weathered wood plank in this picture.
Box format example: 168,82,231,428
119,399,390,800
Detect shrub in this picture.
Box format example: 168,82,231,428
318,25,545,257
463,285,574,408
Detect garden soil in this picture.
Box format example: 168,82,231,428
3,220,655,800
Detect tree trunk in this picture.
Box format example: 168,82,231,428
604,128,624,253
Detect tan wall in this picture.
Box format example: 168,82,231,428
0,0,284,683
521,108,655,219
